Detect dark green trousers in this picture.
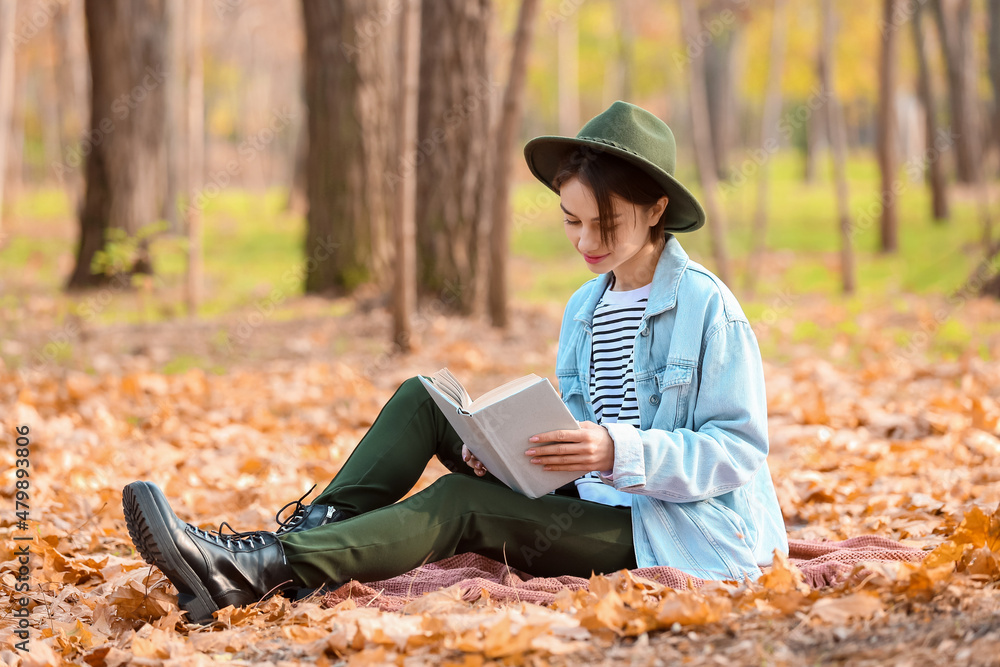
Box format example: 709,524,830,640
278,377,637,588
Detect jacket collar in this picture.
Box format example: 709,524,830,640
574,233,689,327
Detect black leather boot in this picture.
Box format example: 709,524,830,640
122,481,299,623
272,485,349,536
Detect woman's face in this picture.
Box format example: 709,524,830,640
559,175,667,284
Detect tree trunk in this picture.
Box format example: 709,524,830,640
162,0,186,233
284,105,308,212
932,0,982,184
912,1,949,222
981,273,1000,299
185,0,204,316
0,0,16,246
52,0,88,211
415,0,494,313
990,0,1000,175
300,0,396,294
744,0,788,296
975,240,1000,299
819,0,855,294
488,0,540,328
877,0,900,253
679,0,730,286
803,69,824,184
68,0,168,289
40,64,63,174
52,0,88,142
8,66,23,200
702,3,742,182
556,10,579,136
393,0,421,353
614,0,634,102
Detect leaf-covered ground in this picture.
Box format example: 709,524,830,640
2,294,1000,666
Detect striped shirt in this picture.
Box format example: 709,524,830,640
574,279,651,507
588,281,651,425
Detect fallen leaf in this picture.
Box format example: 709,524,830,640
808,592,883,624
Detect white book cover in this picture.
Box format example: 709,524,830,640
418,370,582,499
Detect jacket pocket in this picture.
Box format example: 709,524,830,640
705,497,752,544
679,498,761,581
653,362,695,429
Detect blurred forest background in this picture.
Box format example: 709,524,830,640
0,0,998,367
4,2,1000,664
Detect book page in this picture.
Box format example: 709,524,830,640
427,368,472,411
418,376,519,486
419,371,583,499
469,374,541,412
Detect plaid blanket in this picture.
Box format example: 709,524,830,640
321,536,927,612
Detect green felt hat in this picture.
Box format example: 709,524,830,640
523,100,706,233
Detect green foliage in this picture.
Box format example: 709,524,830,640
9,187,73,221
0,145,995,370
161,353,226,376
91,220,170,277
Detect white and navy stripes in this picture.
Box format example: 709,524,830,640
574,279,652,506
588,281,651,426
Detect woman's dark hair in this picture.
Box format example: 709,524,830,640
551,147,669,249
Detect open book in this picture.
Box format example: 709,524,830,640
418,369,582,499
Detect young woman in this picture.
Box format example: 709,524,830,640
122,101,787,624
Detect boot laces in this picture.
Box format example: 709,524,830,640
191,521,275,550
274,485,317,536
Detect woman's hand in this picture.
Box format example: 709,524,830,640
462,444,489,476
525,421,615,472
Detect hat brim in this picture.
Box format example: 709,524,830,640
523,136,706,233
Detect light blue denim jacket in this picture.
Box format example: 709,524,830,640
555,234,788,581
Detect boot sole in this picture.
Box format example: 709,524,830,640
122,482,219,623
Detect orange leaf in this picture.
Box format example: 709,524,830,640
656,590,732,626
922,539,968,570
757,551,810,595
578,589,629,635
808,592,882,624
281,625,329,643
482,616,548,659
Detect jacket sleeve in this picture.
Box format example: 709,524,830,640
600,318,769,502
